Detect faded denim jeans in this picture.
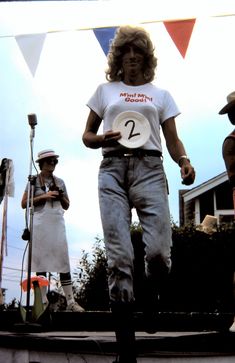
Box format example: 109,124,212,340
98,155,172,303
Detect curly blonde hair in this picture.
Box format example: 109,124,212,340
105,25,157,82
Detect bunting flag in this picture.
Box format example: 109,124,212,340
163,19,196,58
11,18,200,76
93,27,117,56
15,33,46,76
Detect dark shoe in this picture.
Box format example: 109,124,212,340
113,355,137,363
142,289,159,334
111,302,137,363
142,277,160,334
144,310,158,334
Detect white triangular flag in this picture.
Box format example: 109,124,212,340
15,33,46,76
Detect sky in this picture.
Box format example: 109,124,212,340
0,0,235,304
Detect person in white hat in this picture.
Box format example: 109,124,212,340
21,149,84,312
219,93,235,332
83,26,195,363
219,91,235,214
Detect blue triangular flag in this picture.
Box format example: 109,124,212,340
93,27,117,56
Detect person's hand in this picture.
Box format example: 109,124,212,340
45,190,59,199
101,130,122,147
181,163,195,185
33,190,59,206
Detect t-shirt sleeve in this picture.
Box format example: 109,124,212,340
161,90,181,123
86,84,105,119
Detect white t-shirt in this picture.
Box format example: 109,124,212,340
87,81,180,153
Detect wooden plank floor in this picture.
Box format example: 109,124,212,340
1,310,235,362
0,309,234,332
1,330,235,362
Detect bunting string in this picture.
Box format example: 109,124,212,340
0,13,235,76
0,13,234,38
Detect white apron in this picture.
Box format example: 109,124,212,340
31,200,70,273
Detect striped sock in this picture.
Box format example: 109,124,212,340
61,278,74,305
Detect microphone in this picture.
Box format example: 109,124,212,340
28,114,37,128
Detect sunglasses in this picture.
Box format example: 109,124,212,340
44,158,58,165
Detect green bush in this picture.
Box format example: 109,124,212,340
74,222,235,313
73,237,109,311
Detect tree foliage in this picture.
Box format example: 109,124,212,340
73,221,235,313
73,236,109,311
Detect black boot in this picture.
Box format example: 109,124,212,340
142,278,159,334
111,302,137,363
143,256,170,333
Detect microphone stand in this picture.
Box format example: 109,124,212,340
24,114,37,322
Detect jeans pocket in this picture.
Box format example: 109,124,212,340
100,157,113,169
142,156,162,170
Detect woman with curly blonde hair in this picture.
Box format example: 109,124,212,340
105,26,157,83
83,25,195,363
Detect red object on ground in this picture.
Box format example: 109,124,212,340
21,276,49,291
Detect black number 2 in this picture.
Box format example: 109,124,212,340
125,119,140,140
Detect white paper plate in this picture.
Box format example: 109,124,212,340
112,111,151,148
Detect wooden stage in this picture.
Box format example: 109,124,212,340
1,309,235,362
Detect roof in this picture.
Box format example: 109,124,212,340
182,171,228,203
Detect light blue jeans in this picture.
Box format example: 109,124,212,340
98,155,172,303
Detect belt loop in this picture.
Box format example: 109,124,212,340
137,149,142,159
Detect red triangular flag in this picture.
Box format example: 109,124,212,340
163,19,196,58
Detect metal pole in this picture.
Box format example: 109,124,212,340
24,114,37,321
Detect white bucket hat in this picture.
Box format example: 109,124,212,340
36,149,59,163
219,91,235,114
